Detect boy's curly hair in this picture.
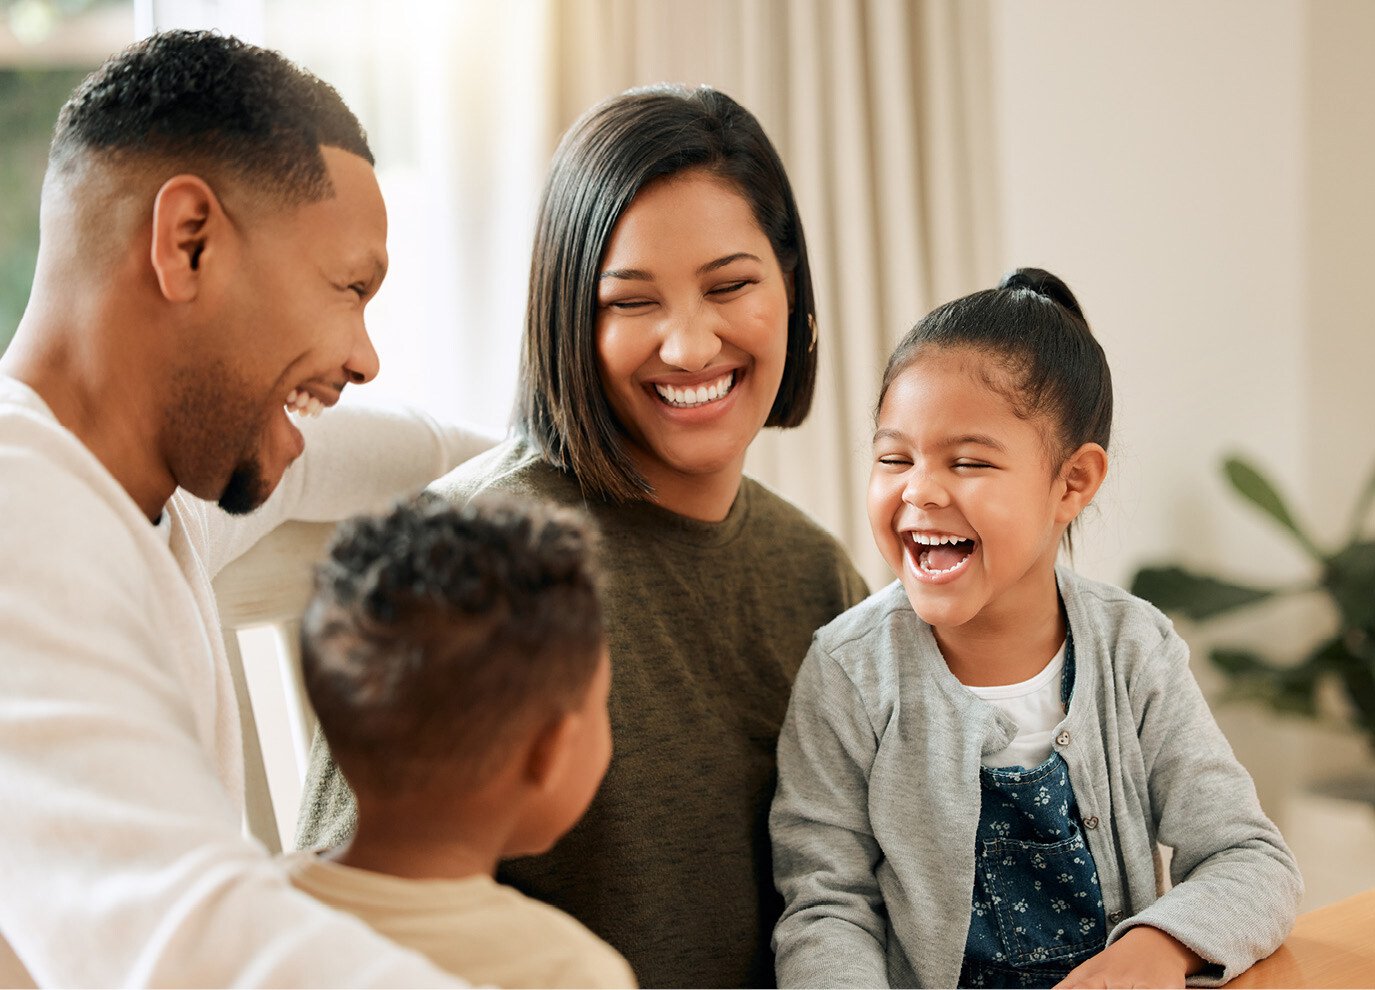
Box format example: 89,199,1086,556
302,493,604,797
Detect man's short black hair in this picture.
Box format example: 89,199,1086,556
302,494,605,798
49,29,373,203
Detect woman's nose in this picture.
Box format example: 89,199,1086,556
658,302,723,372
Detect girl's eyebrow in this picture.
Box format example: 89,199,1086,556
950,433,1007,453
871,428,1007,453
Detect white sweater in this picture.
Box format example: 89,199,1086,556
0,376,493,987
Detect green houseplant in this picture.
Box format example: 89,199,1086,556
1129,456,1375,755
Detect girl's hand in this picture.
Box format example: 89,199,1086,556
1055,925,1203,988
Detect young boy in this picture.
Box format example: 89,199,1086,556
284,493,635,989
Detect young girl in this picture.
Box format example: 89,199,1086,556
770,269,1301,989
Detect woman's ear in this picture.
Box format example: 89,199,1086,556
149,174,225,303
1055,442,1108,525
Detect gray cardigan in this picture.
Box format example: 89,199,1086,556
770,567,1301,988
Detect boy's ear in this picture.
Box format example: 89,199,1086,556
1055,442,1108,525
523,711,577,791
149,174,228,303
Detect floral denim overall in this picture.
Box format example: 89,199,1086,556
959,634,1108,988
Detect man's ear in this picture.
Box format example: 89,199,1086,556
523,711,576,791
149,175,226,303
1055,442,1108,525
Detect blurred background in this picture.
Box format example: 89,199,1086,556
3,0,1372,911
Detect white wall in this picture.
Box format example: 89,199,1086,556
989,0,1375,910
991,0,1309,587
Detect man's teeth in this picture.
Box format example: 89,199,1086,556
285,389,325,418
654,373,735,408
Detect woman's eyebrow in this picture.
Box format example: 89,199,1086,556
697,252,761,275
600,252,762,282
600,267,652,282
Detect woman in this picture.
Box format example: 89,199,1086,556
296,85,867,989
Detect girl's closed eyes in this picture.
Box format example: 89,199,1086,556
772,267,1301,990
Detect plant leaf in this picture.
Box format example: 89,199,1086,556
1209,646,1319,718
1324,542,1375,630
1130,566,1276,620
1347,461,1375,545
1330,635,1375,742
1210,647,1270,676
1223,456,1324,561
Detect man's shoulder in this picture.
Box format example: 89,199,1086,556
429,435,581,506
0,389,127,530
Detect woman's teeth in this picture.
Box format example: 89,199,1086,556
285,388,324,418
654,372,735,409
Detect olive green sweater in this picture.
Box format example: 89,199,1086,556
295,437,868,988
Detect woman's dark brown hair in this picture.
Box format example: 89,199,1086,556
517,84,819,503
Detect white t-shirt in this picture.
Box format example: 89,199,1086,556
967,641,1067,769
0,376,495,987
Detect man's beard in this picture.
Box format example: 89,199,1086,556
217,459,270,515
168,361,277,515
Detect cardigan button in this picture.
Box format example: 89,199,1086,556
1055,730,1072,747
1083,815,1100,830
1108,910,1124,924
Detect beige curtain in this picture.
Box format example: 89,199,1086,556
546,0,1002,584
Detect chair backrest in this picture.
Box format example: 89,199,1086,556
213,520,335,853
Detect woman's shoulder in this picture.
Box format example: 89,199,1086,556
740,477,869,599
740,477,852,554
429,435,583,506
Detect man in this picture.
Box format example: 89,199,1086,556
0,31,491,985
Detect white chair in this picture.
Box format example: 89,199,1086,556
213,520,336,853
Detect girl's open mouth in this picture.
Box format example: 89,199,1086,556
904,532,977,581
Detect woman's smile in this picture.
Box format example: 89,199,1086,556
595,170,790,519
651,369,738,409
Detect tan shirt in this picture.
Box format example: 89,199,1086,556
283,852,637,989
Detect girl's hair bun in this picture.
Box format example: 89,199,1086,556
999,267,1086,322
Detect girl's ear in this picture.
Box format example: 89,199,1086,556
148,174,227,303
1055,442,1108,525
